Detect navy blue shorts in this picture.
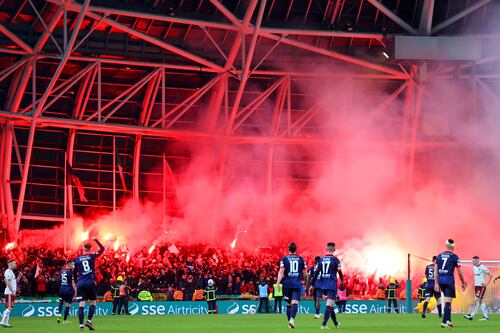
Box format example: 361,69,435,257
424,287,440,299
323,289,337,300
76,283,97,301
283,288,301,302
59,292,74,304
438,283,456,298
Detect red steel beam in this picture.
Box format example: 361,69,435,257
83,11,224,72
208,0,242,28
0,22,33,53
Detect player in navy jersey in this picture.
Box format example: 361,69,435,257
309,256,322,319
276,242,308,329
310,242,343,330
434,239,466,328
74,238,105,331
421,256,442,318
57,260,75,324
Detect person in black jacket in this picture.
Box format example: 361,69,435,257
385,278,400,313
111,276,123,315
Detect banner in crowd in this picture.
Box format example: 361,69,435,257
10,300,417,317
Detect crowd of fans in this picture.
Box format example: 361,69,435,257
0,243,406,301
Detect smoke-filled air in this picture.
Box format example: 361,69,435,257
18,33,500,282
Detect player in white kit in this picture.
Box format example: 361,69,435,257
1,260,19,328
464,256,492,321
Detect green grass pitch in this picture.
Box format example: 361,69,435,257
9,314,500,332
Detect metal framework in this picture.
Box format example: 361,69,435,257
0,0,499,240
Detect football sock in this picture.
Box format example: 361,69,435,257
1,309,10,324
291,304,298,319
315,298,320,315
422,301,428,314
78,306,84,325
443,302,451,323
64,306,70,320
58,302,63,315
322,306,331,326
329,306,338,325
286,305,291,321
437,303,442,317
1,310,8,324
471,301,479,317
88,305,96,321
481,303,488,318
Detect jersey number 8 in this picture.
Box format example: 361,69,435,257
82,260,91,273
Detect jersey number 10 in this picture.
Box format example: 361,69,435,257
289,260,299,273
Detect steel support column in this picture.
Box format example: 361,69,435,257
133,136,142,200
0,125,5,227
419,0,435,35
227,0,267,133
206,0,259,131
14,0,91,236
408,65,426,188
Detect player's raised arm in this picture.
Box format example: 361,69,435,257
93,237,105,256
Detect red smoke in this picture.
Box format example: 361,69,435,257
19,28,500,282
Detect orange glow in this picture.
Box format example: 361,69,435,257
148,245,156,255
80,230,89,242
113,238,120,251
4,242,16,251
103,233,114,241
362,244,407,278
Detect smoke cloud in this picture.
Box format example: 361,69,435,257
19,16,500,280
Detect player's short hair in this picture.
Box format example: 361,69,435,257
7,259,15,265
472,256,479,260
432,256,437,262
327,242,335,250
288,242,297,253
445,239,455,248
66,260,74,265
83,242,92,251
314,256,321,263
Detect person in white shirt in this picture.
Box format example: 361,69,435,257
1,260,20,328
464,256,492,321
257,280,270,313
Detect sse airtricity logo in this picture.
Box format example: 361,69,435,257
227,302,239,314
22,305,35,317
129,303,139,316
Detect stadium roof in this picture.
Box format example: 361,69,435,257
0,0,499,237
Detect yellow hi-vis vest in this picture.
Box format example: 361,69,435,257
138,290,153,301
273,284,283,297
